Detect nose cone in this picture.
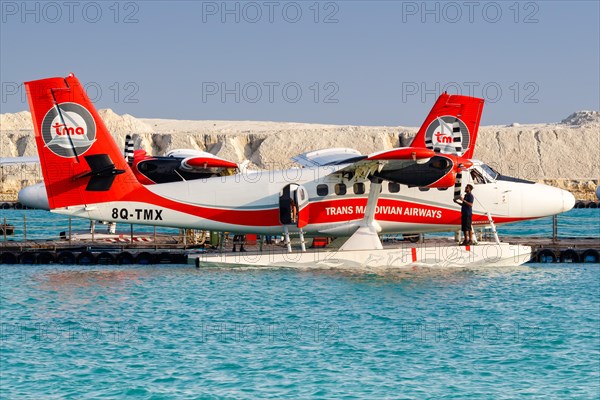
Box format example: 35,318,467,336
562,190,575,213
18,183,49,210
520,184,576,218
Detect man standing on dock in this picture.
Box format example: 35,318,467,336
455,184,474,245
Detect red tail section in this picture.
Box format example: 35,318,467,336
25,74,141,210
411,93,484,159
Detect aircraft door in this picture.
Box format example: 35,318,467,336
469,166,515,217
295,186,309,228
279,184,308,228
279,184,294,225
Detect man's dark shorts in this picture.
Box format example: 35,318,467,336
461,213,472,232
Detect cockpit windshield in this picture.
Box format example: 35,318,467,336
480,164,499,181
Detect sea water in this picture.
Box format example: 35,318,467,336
1,208,599,242
1,264,599,398
1,209,599,398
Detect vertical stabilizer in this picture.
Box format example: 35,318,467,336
411,93,484,159
25,74,141,210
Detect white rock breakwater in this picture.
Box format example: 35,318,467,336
1,110,598,201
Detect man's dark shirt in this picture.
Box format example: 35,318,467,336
462,193,474,215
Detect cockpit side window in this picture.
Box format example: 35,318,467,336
470,169,487,184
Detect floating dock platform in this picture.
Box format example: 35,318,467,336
503,237,600,263
1,236,598,265
0,234,188,265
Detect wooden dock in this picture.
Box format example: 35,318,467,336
0,234,189,265
1,235,598,265
500,236,600,263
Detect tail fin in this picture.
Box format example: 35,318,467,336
410,93,484,159
25,73,141,210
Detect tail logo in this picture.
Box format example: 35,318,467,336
41,102,96,158
425,116,470,156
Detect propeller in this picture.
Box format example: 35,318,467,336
124,134,135,164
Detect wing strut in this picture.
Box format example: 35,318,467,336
339,177,384,251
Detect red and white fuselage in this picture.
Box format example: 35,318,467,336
65,160,573,236
23,74,574,245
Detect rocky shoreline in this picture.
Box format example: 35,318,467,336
1,110,598,201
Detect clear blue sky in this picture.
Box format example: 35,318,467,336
1,1,598,126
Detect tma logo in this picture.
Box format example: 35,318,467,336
425,116,470,156
41,103,96,158
434,131,453,144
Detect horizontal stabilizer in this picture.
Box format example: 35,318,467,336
81,154,125,191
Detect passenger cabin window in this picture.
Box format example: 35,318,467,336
335,183,347,195
317,184,329,196
388,182,400,193
353,182,365,195
419,187,430,192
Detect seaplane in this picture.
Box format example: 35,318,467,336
23,73,575,268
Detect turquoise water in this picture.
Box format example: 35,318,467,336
1,208,599,241
496,209,599,238
1,264,599,398
1,209,599,398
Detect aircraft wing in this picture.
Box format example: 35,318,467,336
309,147,473,248
292,148,364,167
180,156,238,170
166,149,238,170
330,147,472,188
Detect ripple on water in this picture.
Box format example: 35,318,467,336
0,263,598,398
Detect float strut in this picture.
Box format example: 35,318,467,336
299,228,306,252
283,225,292,253
487,212,500,245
